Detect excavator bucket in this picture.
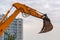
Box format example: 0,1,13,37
39,14,53,33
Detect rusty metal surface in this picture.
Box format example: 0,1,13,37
39,14,53,33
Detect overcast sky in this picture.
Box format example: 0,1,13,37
0,0,60,40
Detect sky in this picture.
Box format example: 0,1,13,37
0,0,60,40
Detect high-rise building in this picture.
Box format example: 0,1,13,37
0,14,23,40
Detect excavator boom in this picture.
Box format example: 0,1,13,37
0,2,53,36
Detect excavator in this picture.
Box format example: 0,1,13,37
0,2,53,36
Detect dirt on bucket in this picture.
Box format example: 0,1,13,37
39,14,53,33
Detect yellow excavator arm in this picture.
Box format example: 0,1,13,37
0,2,53,36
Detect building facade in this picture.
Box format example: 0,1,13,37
0,14,23,40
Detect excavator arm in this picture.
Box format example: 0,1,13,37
0,2,53,36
